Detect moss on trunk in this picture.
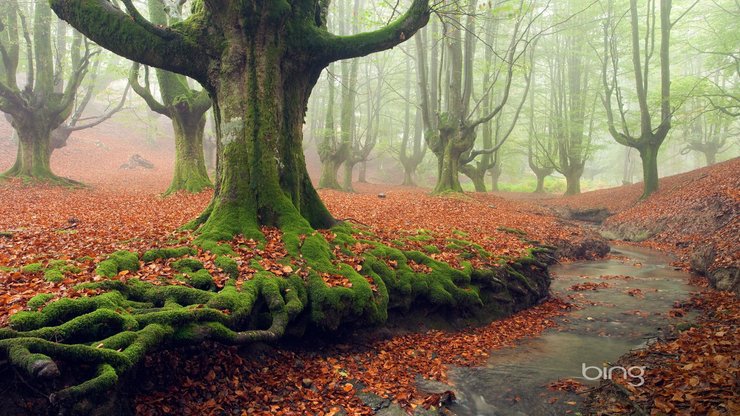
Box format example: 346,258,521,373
1,116,80,185
639,144,660,199
165,111,212,195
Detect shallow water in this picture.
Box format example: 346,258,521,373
444,245,698,416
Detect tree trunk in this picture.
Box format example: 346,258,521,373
491,163,501,192
318,158,342,189
638,144,660,199
401,168,415,186
2,115,73,184
342,161,356,192
433,141,464,193
563,165,583,196
534,173,546,193
704,149,717,166
358,161,367,183
191,42,334,242
165,112,212,195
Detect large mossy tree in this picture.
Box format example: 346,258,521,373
0,0,94,184
129,0,212,195
51,0,431,241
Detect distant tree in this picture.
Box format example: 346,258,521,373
342,58,382,191
129,0,212,195
601,0,692,198
398,56,427,186
50,57,130,154
0,0,94,184
417,0,538,193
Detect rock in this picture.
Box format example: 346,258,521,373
355,390,391,411
375,404,406,416
120,154,154,170
709,267,739,294
567,207,612,224
378,193,386,198
301,378,313,388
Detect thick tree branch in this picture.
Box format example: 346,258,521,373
317,0,430,63
50,0,209,83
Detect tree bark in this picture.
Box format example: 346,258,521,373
191,36,335,241
639,144,660,199
166,112,211,195
3,116,54,180
534,173,546,193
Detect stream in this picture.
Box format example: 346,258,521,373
441,245,698,416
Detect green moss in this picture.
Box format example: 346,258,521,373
76,256,94,263
142,246,196,262
172,258,204,272
214,256,238,279
27,294,55,310
43,269,64,283
186,269,215,290
21,263,43,273
95,251,139,277
196,240,235,256
422,245,440,254
95,260,118,278
452,229,469,237
497,226,526,236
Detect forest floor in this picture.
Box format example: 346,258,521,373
0,130,737,414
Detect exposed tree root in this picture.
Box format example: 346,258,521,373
0,224,553,414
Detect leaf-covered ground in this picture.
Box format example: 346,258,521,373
541,158,740,273
1,125,737,414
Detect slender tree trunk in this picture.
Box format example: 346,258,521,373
358,161,367,183
166,113,211,195
491,163,501,192
318,159,342,189
470,172,486,192
704,149,717,166
401,169,415,186
638,144,659,199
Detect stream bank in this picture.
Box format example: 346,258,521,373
432,245,698,416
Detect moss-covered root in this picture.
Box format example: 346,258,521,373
95,250,140,278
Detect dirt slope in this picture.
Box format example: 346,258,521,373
548,158,740,292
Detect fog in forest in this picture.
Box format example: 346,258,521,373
0,0,737,194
